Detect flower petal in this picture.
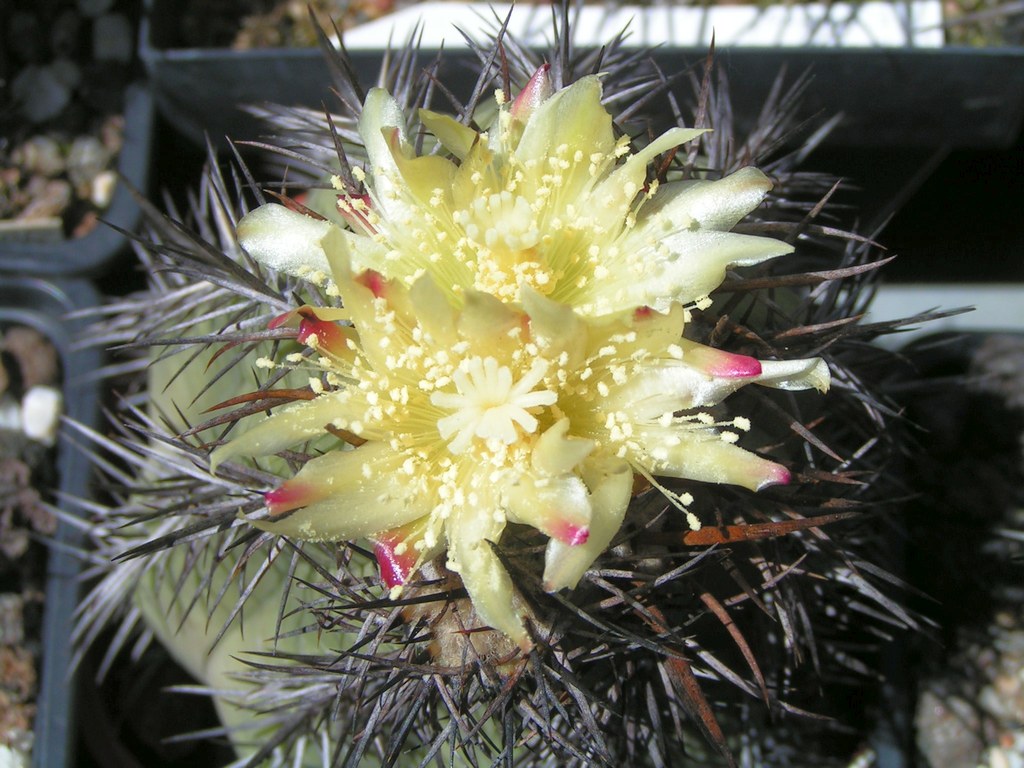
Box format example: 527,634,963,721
756,357,831,393
418,108,479,160
590,126,707,223
514,75,614,168
359,87,409,213
312,208,388,281
629,303,687,351
386,128,458,207
634,426,790,492
458,289,524,347
608,361,710,420
505,471,592,546
572,229,792,317
252,443,434,541
531,418,594,477
369,516,443,589
679,340,762,380
447,506,528,648
510,63,553,121
610,339,762,416
543,457,633,591
520,285,588,368
237,203,333,278
409,273,458,347
640,230,794,313
642,166,775,232
209,392,353,472
268,305,350,330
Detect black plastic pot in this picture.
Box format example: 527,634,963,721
140,0,1024,233
141,0,1024,150
140,20,377,147
0,276,102,768
142,20,1024,152
0,84,153,278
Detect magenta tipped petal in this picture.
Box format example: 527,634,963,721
265,481,317,515
356,269,387,298
372,535,417,589
268,310,295,330
552,523,590,547
297,316,346,354
757,464,792,490
683,342,763,379
511,63,553,119
707,351,762,379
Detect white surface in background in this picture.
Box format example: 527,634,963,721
339,2,945,50
869,284,1024,348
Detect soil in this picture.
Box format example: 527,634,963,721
0,324,61,762
897,333,1024,767
0,0,137,239
176,0,396,49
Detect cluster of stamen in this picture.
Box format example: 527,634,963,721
431,356,557,454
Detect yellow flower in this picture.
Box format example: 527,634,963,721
211,228,828,648
237,65,793,319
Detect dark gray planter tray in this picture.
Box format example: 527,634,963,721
140,0,1024,153
0,277,102,768
140,3,1024,236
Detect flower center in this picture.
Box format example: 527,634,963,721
430,356,557,454
454,191,554,301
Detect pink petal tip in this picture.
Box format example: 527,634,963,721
268,310,295,330
709,352,762,379
511,63,553,119
552,522,590,547
338,194,376,234
757,464,792,491
264,481,315,515
356,269,387,298
297,317,345,353
372,536,417,589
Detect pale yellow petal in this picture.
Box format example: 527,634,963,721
409,273,458,347
447,506,528,647
641,166,774,232
237,203,333,278
590,127,707,223
359,88,408,168
519,285,588,368
387,143,458,208
254,443,433,541
359,88,412,220
457,289,523,347
756,357,831,393
634,426,790,492
419,109,479,160
605,361,706,420
597,230,794,315
504,471,592,545
531,418,594,477
542,456,633,591
209,392,352,472
514,76,614,166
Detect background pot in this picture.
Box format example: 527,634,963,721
0,276,102,768
141,0,1024,235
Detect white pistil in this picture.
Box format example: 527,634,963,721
431,356,557,454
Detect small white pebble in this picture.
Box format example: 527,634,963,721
90,170,118,208
0,743,30,768
22,385,63,446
